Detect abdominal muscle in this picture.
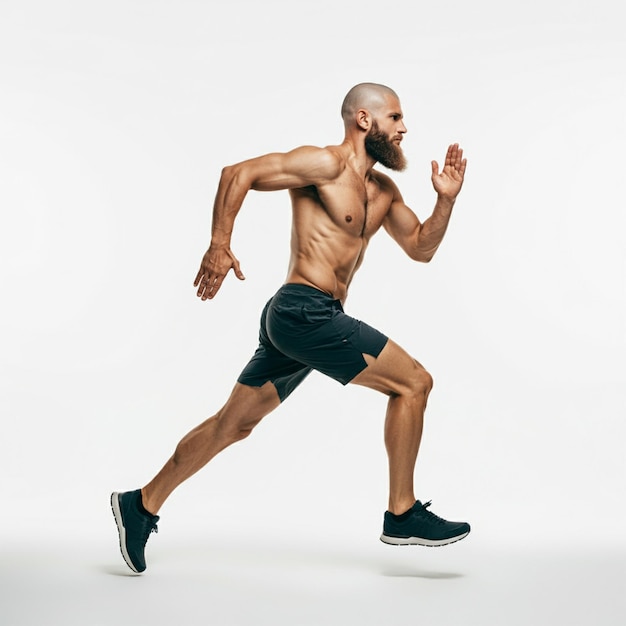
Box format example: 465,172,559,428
284,196,368,304
285,254,359,304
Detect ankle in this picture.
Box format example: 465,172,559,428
139,488,158,516
388,498,416,516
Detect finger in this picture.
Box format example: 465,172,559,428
199,280,211,300
431,160,439,177
459,157,467,177
232,259,246,281
197,280,208,298
193,268,204,287
455,147,463,169
454,148,463,170
445,144,457,168
205,276,224,300
197,272,216,299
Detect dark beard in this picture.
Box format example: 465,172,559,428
364,121,407,171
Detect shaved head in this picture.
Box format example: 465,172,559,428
340,82,399,122
340,83,406,170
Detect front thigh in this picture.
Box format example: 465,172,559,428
350,339,427,396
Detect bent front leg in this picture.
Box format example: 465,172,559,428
350,339,433,515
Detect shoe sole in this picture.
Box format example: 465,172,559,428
380,529,470,547
110,492,141,573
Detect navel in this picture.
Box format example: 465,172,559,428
345,215,352,223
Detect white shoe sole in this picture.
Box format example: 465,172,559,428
380,530,470,547
110,492,140,573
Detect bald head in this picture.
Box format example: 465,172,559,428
340,83,399,123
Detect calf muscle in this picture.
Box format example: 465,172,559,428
142,382,281,514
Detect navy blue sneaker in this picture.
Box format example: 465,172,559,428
111,490,159,573
380,500,470,546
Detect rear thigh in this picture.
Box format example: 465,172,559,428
218,381,282,431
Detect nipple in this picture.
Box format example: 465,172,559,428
345,215,352,223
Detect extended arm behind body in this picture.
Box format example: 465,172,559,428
194,146,342,300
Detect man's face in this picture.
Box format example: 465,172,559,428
364,101,407,171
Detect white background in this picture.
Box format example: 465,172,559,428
1,1,624,624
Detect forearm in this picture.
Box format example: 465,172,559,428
414,195,456,261
210,165,250,247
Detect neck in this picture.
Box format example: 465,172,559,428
340,137,377,178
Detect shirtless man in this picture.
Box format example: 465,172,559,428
111,83,470,573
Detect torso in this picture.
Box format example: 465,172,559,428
285,147,394,303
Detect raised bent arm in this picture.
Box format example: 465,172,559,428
194,146,341,300
383,144,467,263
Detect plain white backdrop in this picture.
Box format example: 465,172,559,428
1,1,624,624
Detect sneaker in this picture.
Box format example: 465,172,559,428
380,500,470,547
111,490,159,573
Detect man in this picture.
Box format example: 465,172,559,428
111,82,470,574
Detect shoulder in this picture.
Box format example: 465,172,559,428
371,168,398,190
234,143,347,192
371,168,402,200
284,144,345,180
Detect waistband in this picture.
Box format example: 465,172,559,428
277,283,343,308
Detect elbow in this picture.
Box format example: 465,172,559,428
220,164,238,181
411,248,436,263
409,226,437,262
220,163,252,191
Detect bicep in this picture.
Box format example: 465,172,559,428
237,147,339,192
383,195,422,255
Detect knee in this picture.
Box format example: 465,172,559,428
420,365,434,394
217,411,262,442
408,362,433,397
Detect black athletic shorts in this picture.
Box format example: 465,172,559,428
237,283,389,401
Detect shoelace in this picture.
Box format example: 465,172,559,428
419,500,446,525
139,517,159,543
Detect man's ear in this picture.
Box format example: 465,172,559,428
356,109,371,131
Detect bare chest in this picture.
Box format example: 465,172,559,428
312,176,391,238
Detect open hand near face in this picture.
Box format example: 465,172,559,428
194,244,245,300
431,144,467,200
